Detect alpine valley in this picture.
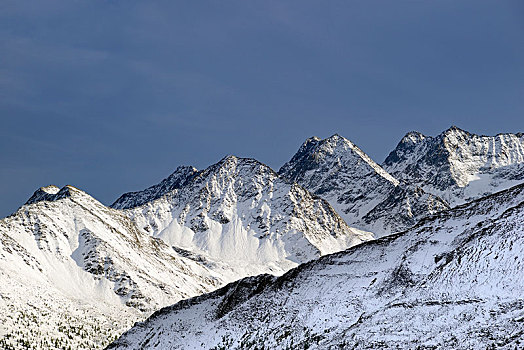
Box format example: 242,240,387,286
1,127,523,349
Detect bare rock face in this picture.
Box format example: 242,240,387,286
279,134,449,236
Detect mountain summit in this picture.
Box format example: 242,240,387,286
279,134,448,236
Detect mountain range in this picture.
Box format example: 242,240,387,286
0,157,370,349
1,126,523,349
383,126,524,205
279,134,449,235
111,179,524,349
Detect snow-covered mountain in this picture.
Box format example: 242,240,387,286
383,126,524,206
4,127,524,349
114,155,372,276
0,185,226,349
109,181,524,349
279,134,449,236
0,156,372,349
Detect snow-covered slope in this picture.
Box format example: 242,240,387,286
384,126,524,206
0,185,225,349
115,155,373,277
279,134,449,236
110,182,524,350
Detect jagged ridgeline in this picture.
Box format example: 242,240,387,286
1,127,524,349
111,156,372,272
383,126,524,205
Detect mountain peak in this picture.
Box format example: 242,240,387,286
278,134,453,235
173,164,198,173
112,156,280,210
444,125,465,133
280,134,399,188
383,131,427,166
322,133,352,147
211,155,276,177
325,133,344,141
305,136,321,143
218,154,238,163
41,185,60,194
113,151,371,273
24,185,87,206
400,131,426,145
25,185,60,205
441,125,470,139
277,135,451,236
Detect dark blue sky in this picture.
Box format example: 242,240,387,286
1,1,523,217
